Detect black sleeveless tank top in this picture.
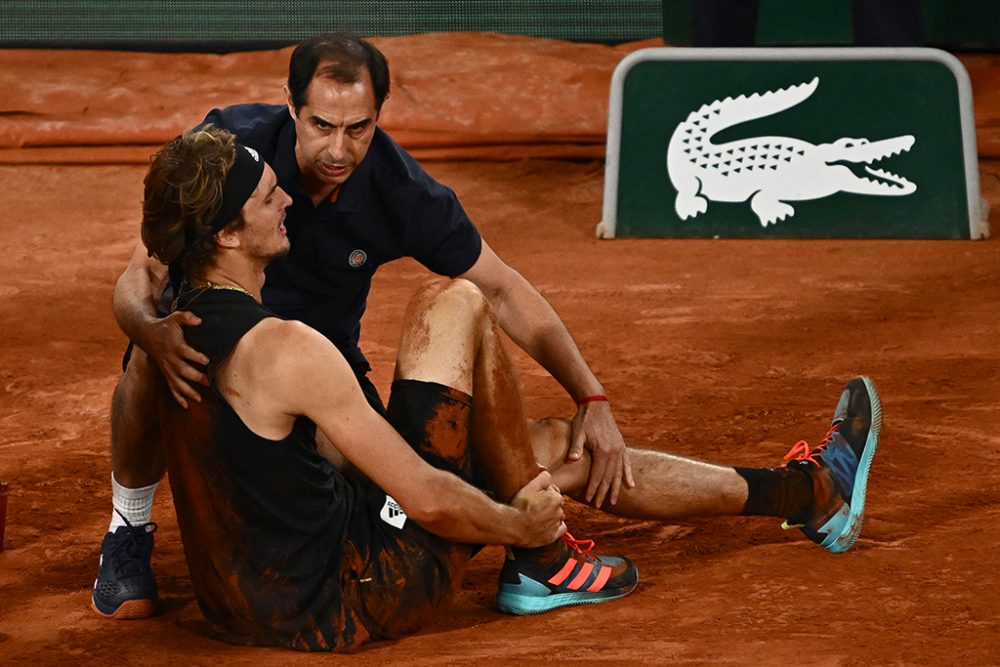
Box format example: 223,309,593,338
160,286,369,651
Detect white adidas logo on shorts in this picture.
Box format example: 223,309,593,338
380,494,407,529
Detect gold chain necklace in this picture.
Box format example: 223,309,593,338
197,281,261,304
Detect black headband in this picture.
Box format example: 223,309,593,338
208,143,265,233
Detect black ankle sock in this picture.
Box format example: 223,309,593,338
735,466,814,520
511,541,565,565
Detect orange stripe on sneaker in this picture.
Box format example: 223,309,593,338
586,565,612,592
548,559,578,586
567,562,595,590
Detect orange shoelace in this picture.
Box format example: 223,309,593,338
562,532,596,558
782,421,840,467
779,421,841,531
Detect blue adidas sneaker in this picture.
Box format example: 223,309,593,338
495,533,638,615
782,376,882,553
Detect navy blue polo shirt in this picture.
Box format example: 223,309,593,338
199,104,483,376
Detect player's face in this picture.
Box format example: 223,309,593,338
288,67,379,198
238,164,292,262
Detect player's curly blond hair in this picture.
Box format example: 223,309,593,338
141,125,246,281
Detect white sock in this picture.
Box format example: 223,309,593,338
109,474,158,532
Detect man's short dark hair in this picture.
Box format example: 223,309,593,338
288,33,390,114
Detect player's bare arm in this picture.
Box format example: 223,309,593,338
221,318,567,548
113,241,209,407
459,239,635,508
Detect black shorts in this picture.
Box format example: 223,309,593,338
340,379,479,640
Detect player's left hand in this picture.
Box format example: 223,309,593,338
566,399,635,508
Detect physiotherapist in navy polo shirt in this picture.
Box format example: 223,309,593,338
92,33,635,620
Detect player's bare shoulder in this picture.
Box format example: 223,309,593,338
235,317,353,382
244,317,318,346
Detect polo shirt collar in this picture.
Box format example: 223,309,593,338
334,147,373,213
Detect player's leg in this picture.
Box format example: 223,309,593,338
388,279,638,615
111,347,167,489
532,417,750,518
536,377,882,553
392,278,539,504
92,346,164,619
345,279,513,635
389,278,551,562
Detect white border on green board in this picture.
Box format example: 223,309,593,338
596,47,987,240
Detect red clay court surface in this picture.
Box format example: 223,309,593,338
1,34,999,665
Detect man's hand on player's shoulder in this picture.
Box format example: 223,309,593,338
139,310,209,409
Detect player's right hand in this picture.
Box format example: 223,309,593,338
140,310,209,409
510,470,567,548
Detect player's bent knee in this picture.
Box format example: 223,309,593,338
117,347,163,404
529,417,573,465
417,278,490,324
123,345,152,379
441,278,488,310
411,277,484,308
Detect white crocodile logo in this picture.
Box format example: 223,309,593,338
666,77,916,227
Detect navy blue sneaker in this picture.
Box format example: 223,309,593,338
782,376,882,553
496,533,638,615
91,517,158,619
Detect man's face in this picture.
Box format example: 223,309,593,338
287,66,379,196
238,164,292,263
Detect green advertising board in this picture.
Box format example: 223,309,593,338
599,48,985,239
0,0,663,48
